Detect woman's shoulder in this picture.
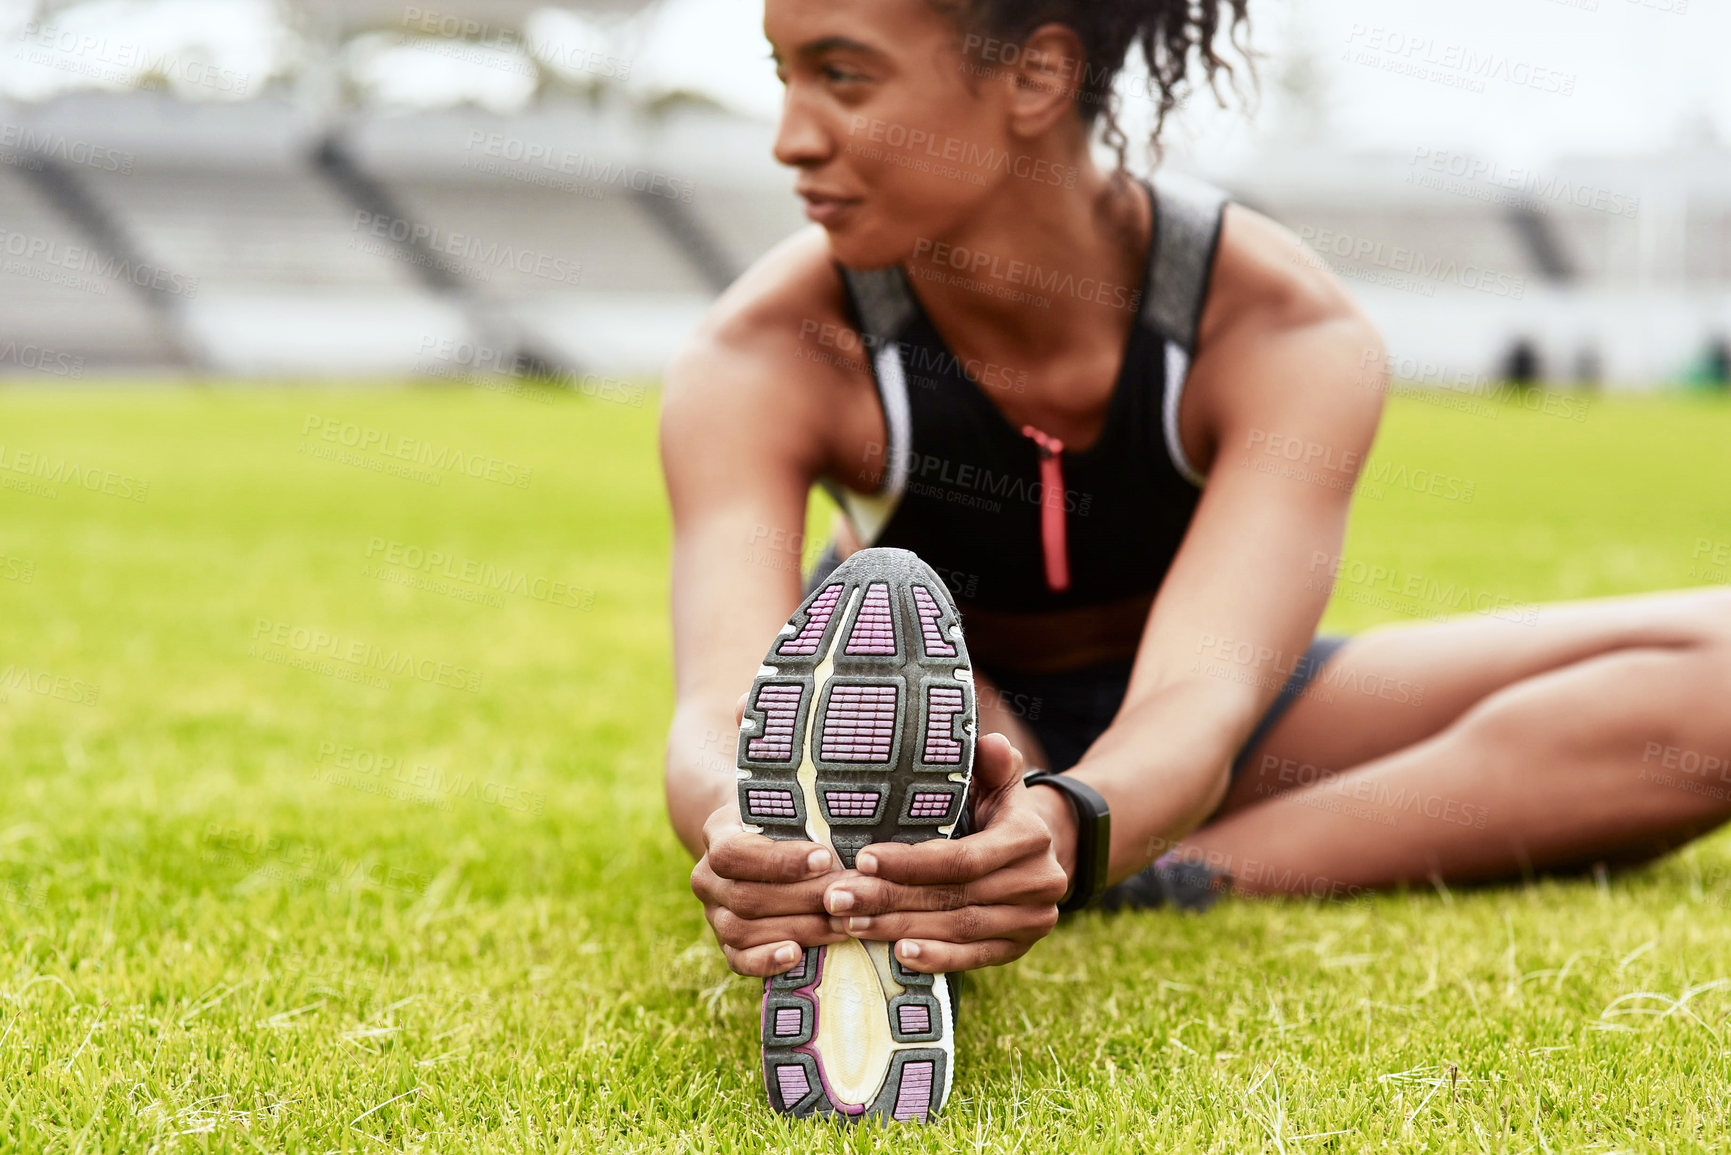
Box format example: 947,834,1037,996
668,225,865,397
1178,201,1388,467
1201,202,1370,347
661,225,878,471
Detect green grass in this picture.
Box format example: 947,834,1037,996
1,382,1729,1153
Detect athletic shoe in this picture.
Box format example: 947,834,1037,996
1095,854,1232,913
736,547,976,1123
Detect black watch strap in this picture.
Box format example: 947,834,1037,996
1022,770,1111,914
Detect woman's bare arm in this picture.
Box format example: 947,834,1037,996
1053,207,1388,881
660,311,828,856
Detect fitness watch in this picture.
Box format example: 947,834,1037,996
1021,769,1111,914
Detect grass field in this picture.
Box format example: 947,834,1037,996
2,383,1730,1153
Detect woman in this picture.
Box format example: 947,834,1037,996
660,0,1731,1122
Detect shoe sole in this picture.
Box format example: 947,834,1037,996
736,547,975,1123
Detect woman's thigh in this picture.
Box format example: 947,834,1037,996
1215,586,1731,818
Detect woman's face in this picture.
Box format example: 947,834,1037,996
766,0,1048,269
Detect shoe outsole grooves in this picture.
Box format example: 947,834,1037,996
737,547,975,1124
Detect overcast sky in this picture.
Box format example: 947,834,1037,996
640,0,1727,167
1,0,1723,167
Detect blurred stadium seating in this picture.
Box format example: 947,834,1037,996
2,0,1729,390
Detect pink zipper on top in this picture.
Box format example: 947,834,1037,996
1021,425,1071,593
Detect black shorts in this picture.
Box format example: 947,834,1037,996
803,546,1349,779
981,637,1351,776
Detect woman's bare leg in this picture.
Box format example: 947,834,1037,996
1177,587,1731,893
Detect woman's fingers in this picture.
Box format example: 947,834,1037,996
829,902,1058,944
854,807,1051,885
693,866,836,917
702,826,833,884
724,940,811,979
706,908,847,951
888,936,1031,974
822,861,1067,916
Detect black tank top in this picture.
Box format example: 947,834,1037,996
823,173,1229,621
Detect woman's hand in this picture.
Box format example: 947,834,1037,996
820,732,1071,973
690,691,851,977
690,799,851,977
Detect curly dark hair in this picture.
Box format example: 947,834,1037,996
931,0,1256,167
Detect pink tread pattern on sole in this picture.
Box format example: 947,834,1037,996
746,788,797,819
909,792,951,819
819,684,898,763
778,584,844,656
899,1005,931,1034
776,1064,811,1109
774,1007,802,1036
746,683,805,761
844,583,897,655
825,790,879,818
923,686,965,764
893,1061,935,1121
911,586,956,657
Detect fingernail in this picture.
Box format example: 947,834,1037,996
774,944,797,965
898,941,921,960
847,916,871,933
807,849,831,873
857,851,878,875
826,889,854,914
